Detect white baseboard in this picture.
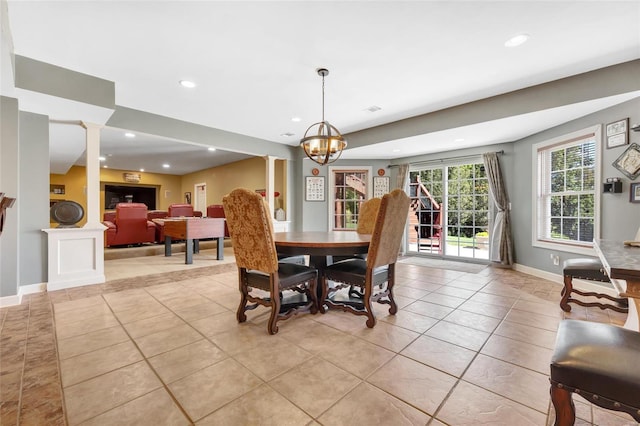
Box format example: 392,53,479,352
0,294,21,308
0,282,47,308
513,263,618,297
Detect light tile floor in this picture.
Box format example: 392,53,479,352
1,247,637,425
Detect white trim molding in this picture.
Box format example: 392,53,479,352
0,282,47,307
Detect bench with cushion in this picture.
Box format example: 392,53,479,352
560,258,628,313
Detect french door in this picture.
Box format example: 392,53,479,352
407,162,490,261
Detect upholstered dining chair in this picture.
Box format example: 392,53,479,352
356,197,382,234
322,189,410,328
339,197,382,297
223,188,318,334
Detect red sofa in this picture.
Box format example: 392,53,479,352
206,204,229,237
103,203,157,247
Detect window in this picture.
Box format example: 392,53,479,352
533,125,601,254
329,167,371,230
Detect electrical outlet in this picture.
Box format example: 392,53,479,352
553,255,560,266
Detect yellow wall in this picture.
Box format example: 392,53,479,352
49,157,285,225
49,166,87,226
181,157,269,207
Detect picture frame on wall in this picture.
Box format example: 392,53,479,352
305,176,325,201
630,183,640,203
606,118,629,149
613,143,640,180
373,176,390,198
184,192,191,204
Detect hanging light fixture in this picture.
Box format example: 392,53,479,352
300,68,347,165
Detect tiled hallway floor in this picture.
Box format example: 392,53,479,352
1,249,637,425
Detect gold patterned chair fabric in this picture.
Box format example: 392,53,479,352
356,197,381,234
322,189,410,328
223,188,318,334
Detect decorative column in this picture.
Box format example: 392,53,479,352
265,155,276,220
82,122,103,227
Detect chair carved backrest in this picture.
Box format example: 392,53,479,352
223,188,279,273
367,189,411,269
356,197,381,234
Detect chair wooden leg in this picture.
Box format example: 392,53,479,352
560,275,573,312
268,288,281,335
550,384,576,426
363,283,376,328
237,271,248,323
387,264,398,315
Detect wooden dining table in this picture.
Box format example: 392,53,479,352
274,231,371,309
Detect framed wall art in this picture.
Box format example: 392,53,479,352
631,183,640,203
373,176,390,198
613,143,640,180
305,176,325,201
606,118,629,149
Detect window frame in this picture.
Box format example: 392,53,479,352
531,125,601,256
328,166,372,231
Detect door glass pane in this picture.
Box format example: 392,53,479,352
408,170,444,254
444,163,490,260
332,170,368,230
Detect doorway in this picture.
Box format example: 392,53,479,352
194,183,206,215
407,162,490,261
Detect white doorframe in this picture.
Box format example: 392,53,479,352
194,182,207,215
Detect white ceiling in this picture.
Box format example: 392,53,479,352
4,1,640,174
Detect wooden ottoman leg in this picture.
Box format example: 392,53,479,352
550,384,576,426
560,275,573,312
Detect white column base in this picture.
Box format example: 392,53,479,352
43,225,106,291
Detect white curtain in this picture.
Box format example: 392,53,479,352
482,152,513,266
395,163,409,191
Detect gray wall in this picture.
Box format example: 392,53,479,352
511,97,640,274
18,111,49,287
298,158,391,232
0,96,19,297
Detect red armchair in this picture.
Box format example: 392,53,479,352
103,203,156,247
206,204,229,237
168,204,202,217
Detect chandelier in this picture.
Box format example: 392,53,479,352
300,68,347,165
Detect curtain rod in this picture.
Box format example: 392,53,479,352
387,150,503,168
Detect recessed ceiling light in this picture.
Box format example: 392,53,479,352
364,105,382,113
291,117,301,122
455,138,465,142
281,132,295,137
392,149,401,153
179,80,196,88
99,156,106,161
139,168,144,172
162,164,170,168
208,147,216,152
124,132,135,138
504,33,530,47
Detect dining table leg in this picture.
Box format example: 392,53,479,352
309,254,329,313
